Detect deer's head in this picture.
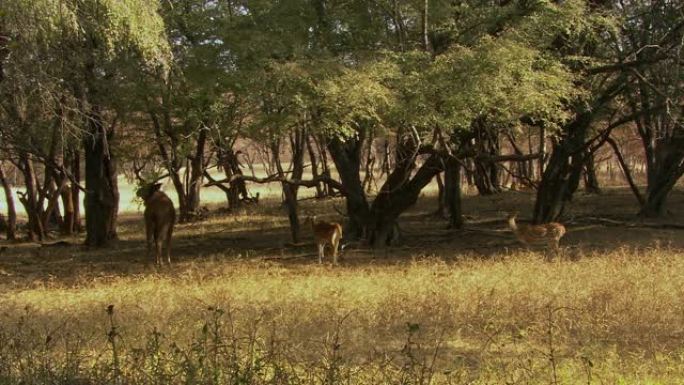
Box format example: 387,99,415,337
136,182,163,202
506,211,519,220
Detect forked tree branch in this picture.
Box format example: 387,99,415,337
204,173,346,194
605,136,645,206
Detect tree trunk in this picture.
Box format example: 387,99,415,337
367,153,442,247
471,122,501,195
362,136,378,194
41,177,67,231
639,173,683,217
0,163,17,240
444,157,462,229
275,129,306,243
83,106,118,247
227,151,250,202
506,132,532,189
313,135,333,196
422,0,430,52
538,125,546,180
583,151,601,194
434,172,446,217
472,161,494,195
606,137,645,206
48,187,64,228
306,134,325,199
565,149,586,201
328,135,371,240
329,128,445,248
380,139,391,180
17,153,45,241
367,132,426,247
533,112,592,223
69,149,82,232
639,140,684,217
184,129,207,220
61,185,75,235
220,148,245,209
282,182,300,243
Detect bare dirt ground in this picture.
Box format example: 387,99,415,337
1,186,682,289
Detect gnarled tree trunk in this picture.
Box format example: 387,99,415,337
639,138,684,217
0,162,16,240
16,152,45,241
533,76,624,223
274,128,306,243
149,110,208,222
184,129,207,220
444,156,462,229
70,149,82,232
328,128,444,248
583,151,601,194
328,135,370,240
471,120,501,195
59,147,81,235
533,112,592,223
83,106,119,247
220,147,247,209
306,134,326,199
367,153,442,247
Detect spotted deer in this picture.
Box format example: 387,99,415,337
137,182,176,266
310,216,343,265
507,212,566,252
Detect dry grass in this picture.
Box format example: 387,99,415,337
1,188,684,384
3,251,684,384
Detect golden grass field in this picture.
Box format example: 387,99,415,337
1,186,684,384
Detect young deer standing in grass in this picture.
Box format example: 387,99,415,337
310,216,343,265
137,183,176,266
507,212,566,252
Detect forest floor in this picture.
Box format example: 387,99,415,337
1,187,684,384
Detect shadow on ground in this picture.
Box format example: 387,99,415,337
2,188,684,287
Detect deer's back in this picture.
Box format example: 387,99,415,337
516,222,565,243
144,191,176,225
313,222,342,244
544,222,566,239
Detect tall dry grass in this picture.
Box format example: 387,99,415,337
2,247,684,384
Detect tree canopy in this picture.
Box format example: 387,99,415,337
1,0,683,245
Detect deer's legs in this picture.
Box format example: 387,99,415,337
318,243,324,264
154,238,164,266
543,239,560,261
145,225,154,263
165,224,173,265
332,239,339,266
155,234,163,266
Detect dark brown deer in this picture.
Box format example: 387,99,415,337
137,182,175,266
